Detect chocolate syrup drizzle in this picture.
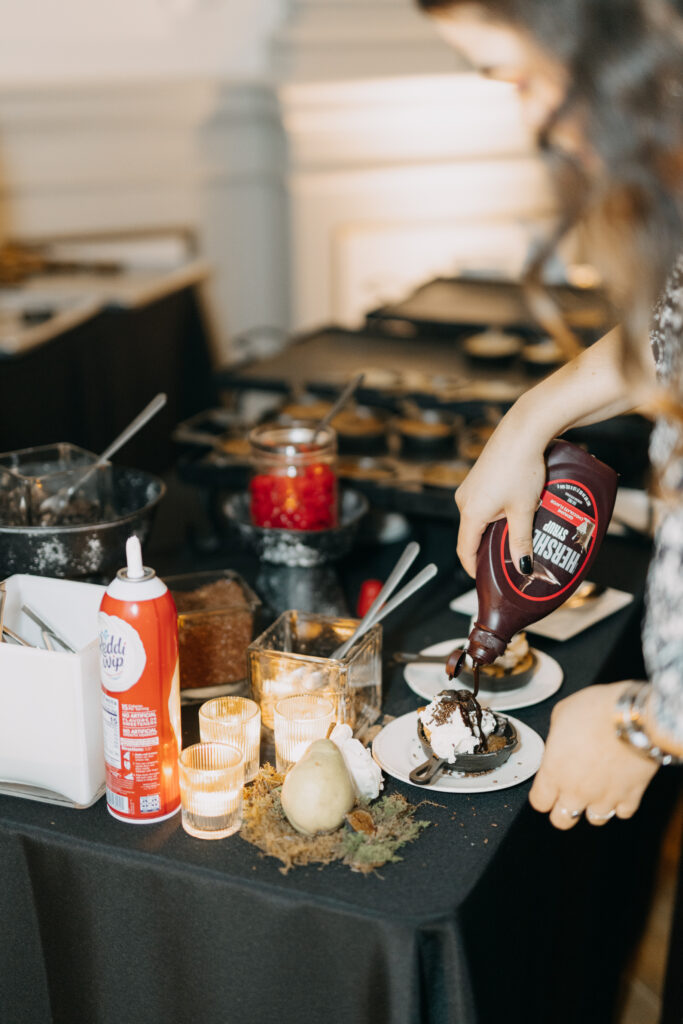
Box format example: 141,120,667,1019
432,688,489,753
441,647,489,752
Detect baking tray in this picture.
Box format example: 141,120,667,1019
365,276,614,340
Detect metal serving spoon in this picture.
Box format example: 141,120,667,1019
332,540,420,660
312,372,365,438
393,652,451,665
39,392,167,515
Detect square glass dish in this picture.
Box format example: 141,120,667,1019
0,442,112,527
247,610,382,735
166,570,261,693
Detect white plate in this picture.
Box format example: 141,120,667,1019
403,639,563,711
372,710,544,793
449,586,633,642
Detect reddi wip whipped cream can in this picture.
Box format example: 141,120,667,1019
99,535,181,823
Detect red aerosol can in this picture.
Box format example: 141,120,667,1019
99,535,181,823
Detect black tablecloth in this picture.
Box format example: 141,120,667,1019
0,523,680,1024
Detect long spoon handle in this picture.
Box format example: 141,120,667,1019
315,373,364,435
72,392,167,495
332,540,420,659
361,564,438,635
100,392,168,464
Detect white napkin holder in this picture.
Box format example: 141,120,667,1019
0,574,106,808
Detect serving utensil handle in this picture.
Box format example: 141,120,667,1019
332,540,420,659
409,754,446,786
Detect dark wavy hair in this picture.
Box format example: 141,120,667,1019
417,0,683,380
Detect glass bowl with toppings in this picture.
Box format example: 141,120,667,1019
0,464,164,579
223,488,368,567
167,570,261,695
0,442,112,528
248,422,338,532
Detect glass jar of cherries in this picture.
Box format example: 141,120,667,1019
248,422,338,531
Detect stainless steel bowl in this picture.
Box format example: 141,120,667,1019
0,466,165,579
223,488,369,567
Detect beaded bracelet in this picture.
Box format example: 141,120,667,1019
614,682,683,767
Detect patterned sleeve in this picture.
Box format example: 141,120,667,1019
643,507,683,745
641,255,683,746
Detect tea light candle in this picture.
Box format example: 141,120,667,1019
178,742,244,840
273,694,335,773
198,697,261,783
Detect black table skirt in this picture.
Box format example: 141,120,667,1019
0,525,680,1024
0,288,217,473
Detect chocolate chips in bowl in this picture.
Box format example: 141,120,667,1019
409,689,517,785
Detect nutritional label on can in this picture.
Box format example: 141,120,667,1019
102,693,122,769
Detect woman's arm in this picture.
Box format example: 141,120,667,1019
455,325,656,576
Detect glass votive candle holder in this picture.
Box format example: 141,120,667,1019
178,742,244,840
198,696,261,783
273,694,335,773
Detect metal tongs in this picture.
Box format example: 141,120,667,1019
332,541,437,660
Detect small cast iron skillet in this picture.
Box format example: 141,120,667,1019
409,700,517,786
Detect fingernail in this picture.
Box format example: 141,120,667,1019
519,555,533,575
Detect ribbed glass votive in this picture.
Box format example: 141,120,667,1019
198,696,261,783
273,694,335,773
178,742,244,840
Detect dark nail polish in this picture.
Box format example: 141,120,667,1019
519,555,533,576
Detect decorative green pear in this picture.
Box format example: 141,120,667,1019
281,738,355,835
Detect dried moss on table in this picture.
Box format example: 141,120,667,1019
240,765,430,874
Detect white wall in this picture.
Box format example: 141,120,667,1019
0,0,556,359
0,0,286,82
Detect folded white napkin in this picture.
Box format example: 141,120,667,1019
449,584,634,642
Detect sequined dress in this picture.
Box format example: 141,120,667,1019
642,255,683,744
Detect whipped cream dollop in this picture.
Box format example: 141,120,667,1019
330,723,384,800
418,693,497,761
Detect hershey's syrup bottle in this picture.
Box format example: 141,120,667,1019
448,440,618,689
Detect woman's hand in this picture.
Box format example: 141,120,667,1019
455,414,547,577
529,682,659,829
454,326,649,578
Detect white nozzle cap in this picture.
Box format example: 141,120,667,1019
125,535,145,580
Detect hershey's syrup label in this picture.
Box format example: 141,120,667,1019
500,477,598,601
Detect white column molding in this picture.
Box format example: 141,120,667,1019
278,72,555,330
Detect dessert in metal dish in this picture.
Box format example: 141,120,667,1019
409,689,517,784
